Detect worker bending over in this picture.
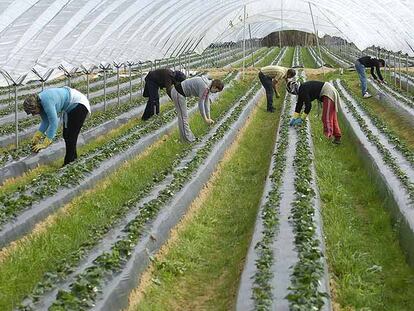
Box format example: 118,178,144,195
23,87,90,165
286,80,342,144
354,56,385,98
258,65,296,112
171,76,224,142
142,68,186,120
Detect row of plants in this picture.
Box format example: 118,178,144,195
14,77,259,311
215,48,263,67
251,92,292,309
0,98,194,226
292,46,304,68
0,71,240,228
308,47,324,68
0,93,149,168
382,73,414,100
233,47,270,68
0,71,237,171
260,47,286,68
0,75,250,311
0,47,247,135
47,80,262,311
285,71,328,310
287,122,328,310
340,80,414,168
333,80,414,201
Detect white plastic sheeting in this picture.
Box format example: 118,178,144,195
0,0,413,79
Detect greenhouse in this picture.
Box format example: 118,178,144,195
0,0,414,310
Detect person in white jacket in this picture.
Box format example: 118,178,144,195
171,76,224,142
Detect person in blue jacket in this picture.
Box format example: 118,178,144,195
23,87,91,166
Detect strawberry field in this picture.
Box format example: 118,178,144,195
1,1,414,309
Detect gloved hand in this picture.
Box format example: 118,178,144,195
32,137,52,153
31,130,44,145
290,118,303,126
289,112,303,126
206,118,215,125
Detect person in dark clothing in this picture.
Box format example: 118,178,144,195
286,80,342,144
142,69,186,120
354,56,385,98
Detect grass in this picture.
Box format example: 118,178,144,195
134,93,284,311
0,77,257,310
310,112,414,310
280,46,294,67
301,47,317,68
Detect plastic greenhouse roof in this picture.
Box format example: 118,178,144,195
0,0,413,79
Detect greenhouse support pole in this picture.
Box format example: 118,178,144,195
127,61,134,103
387,51,391,80
104,70,107,111
249,24,254,67
113,62,123,106
398,52,402,90
140,62,144,95
309,2,325,75
99,64,111,112
242,5,247,79
406,54,409,94
2,72,27,149
394,52,397,87
14,85,18,148
280,0,283,48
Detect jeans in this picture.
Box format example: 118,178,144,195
142,79,160,120
62,104,88,165
355,61,367,96
258,71,274,110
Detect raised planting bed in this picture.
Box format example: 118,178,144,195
233,47,273,68
292,46,304,68
237,75,331,310
308,47,325,68
320,47,354,68
335,79,414,267
224,48,266,69
0,95,170,184
366,78,414,127
0,76,257,311
17,82,264,311
0,47,252,140
0,71,237,168
0,71,244,246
